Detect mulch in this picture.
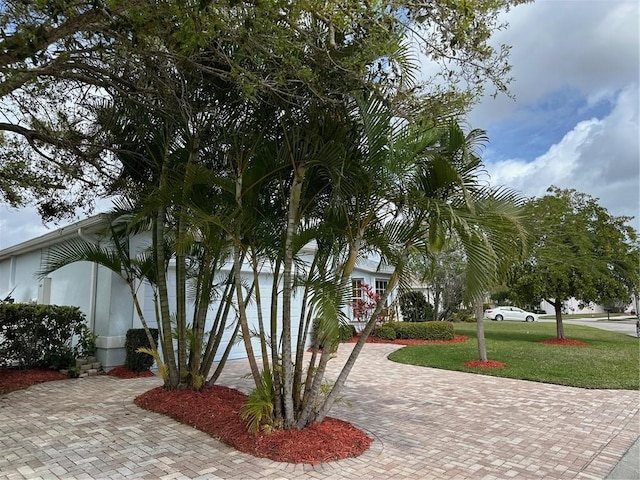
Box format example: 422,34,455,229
107,366,156,379
0,368,67,394
464,359,506,369
135,385,372,465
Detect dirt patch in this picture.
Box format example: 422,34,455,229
464,359,506,369
135,385,372,465
0,368,67,394
107,366,156,378
539,338,587,346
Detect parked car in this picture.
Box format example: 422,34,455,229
484,306,539,322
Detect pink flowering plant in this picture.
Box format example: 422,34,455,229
350,283,384,323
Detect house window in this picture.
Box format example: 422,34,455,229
351,278,364,319
375,279,389,306
352,278,364,301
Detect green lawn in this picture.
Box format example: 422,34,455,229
388,321,639,390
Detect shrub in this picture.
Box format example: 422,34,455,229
43,344,76,370
125,328,159,372
451,310,475,323
398,291,434,322
372,324,396,340
339,324,356,341
75,324,98,357
390,321,454,341
0,303,85,368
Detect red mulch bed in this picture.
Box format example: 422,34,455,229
539,338,587,346
135,385,372,465
107,366,156,379
464,359,506,369
347,334,470,345
0,368,67,394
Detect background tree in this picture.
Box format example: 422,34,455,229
398,291,433,322
408,241,466,320
509,186,639,338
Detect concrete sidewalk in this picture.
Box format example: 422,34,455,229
1,343,638,479
606,436,640,479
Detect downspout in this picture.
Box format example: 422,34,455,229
78,228,99,333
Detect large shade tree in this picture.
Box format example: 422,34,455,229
0,0,530,218
509,186,639,339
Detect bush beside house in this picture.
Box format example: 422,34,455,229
125,328,159,372
398,291,434,322
0,303,85,368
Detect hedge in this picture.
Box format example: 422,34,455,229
125,328,159,372
372,324,396,340
0,303,85,368
389,321,454,340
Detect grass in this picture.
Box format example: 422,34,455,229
388,321,639,390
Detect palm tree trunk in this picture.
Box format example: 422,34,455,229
176,216,188,384
201,271,234,381
251,253,271,377
296,345,332,428
281,166,307,429
293,255,317,412
475,300,487,362
270,258,283,422
233,244,261,385
208,320,242,385
155,207,179,387
129,281,158,352
191,250,215,386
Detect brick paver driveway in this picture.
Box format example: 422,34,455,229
1,343,638,479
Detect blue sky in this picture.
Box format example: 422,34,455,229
484,88,616,162
0,0,638,249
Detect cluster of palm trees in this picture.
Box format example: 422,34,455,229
2,0,536,433
41,91,528,431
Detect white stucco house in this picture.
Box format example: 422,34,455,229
0,214,395,369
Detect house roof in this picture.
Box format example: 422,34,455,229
0,213,395,277
0,214,109,261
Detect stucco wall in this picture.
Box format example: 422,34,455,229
0,220,394,370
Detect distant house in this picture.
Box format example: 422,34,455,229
0,215,394,369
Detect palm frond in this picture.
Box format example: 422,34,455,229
38,239,124,280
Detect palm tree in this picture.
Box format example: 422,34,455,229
311,109,528,425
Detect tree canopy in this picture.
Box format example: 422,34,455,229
0,0,530,219
509,186,639,338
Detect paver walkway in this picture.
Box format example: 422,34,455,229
1,343,638,479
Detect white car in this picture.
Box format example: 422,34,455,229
484,306,538,322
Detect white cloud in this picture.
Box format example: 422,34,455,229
469,1,639,126
0,197,117,250
486,84,640,227
0,206,52,249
